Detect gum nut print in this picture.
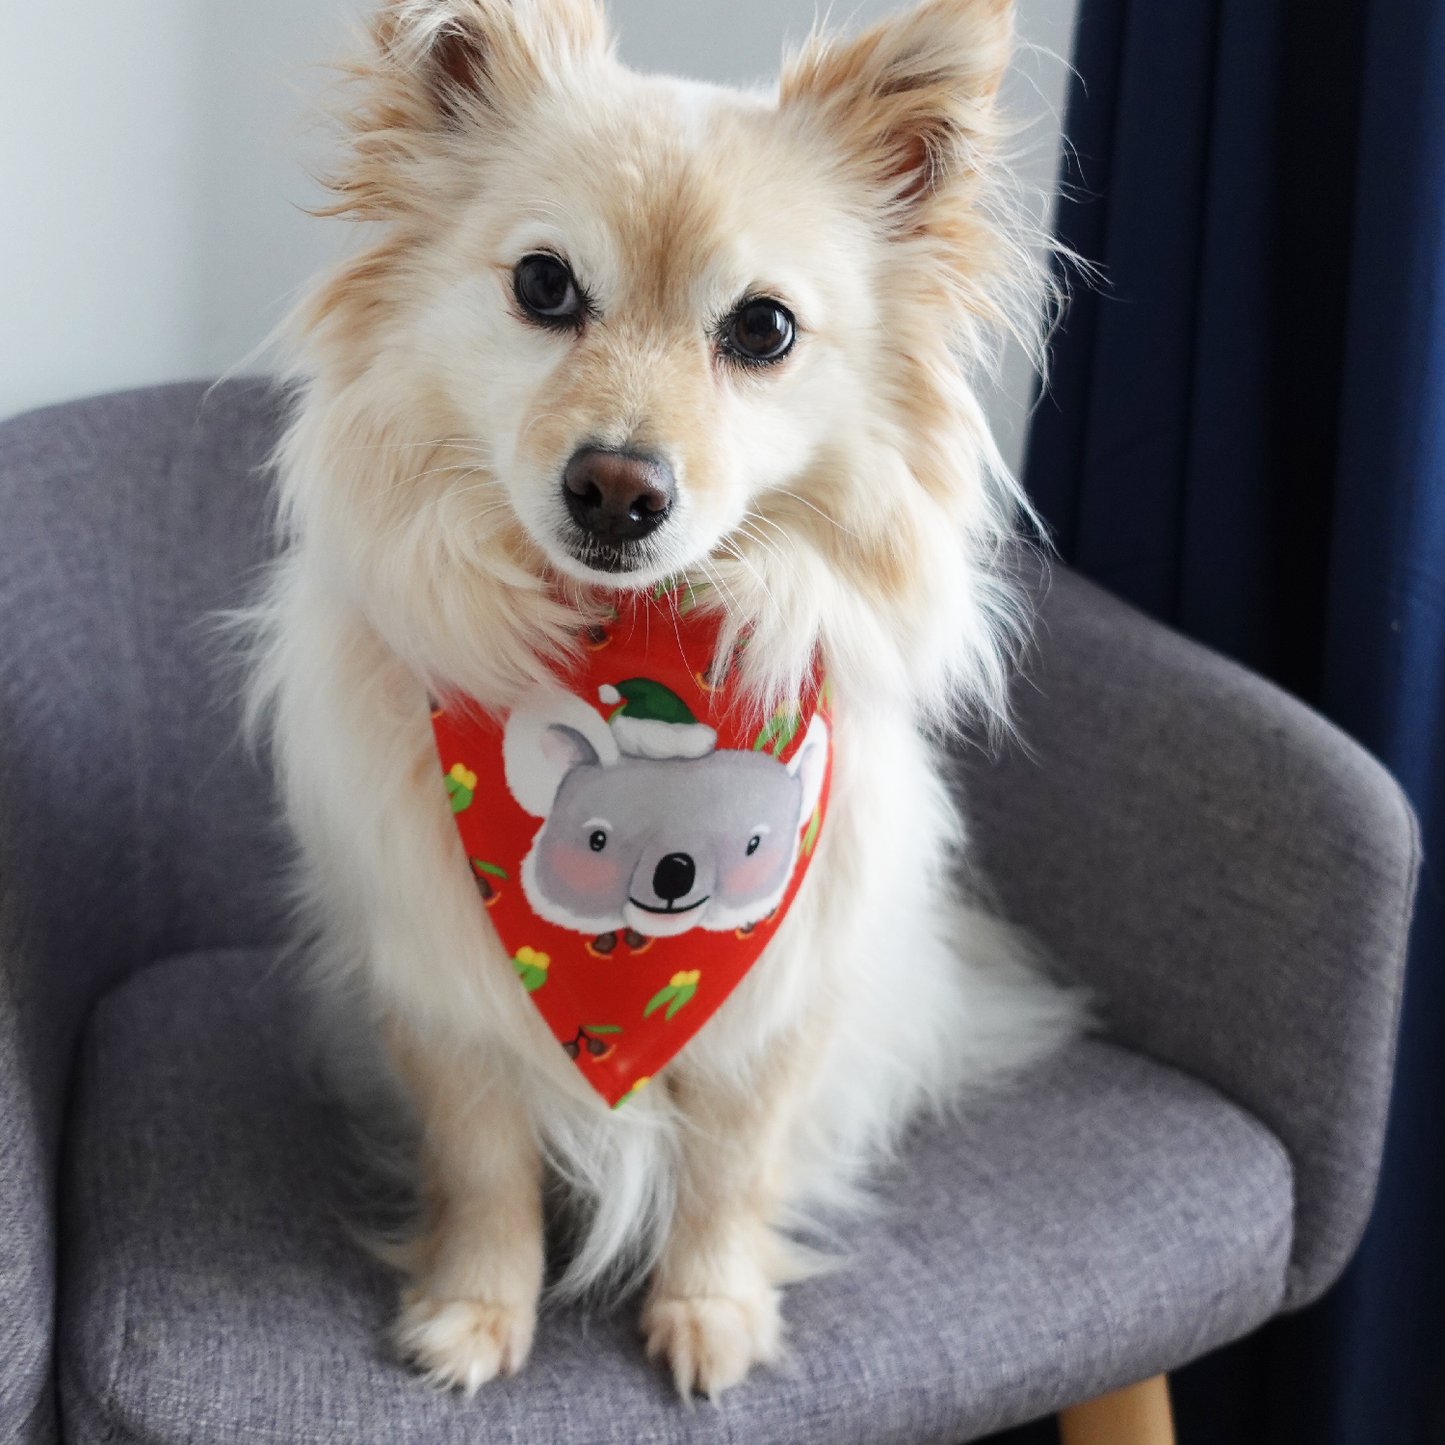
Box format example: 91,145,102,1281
502,677,829,940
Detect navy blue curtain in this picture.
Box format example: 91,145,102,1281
1019,0,1445,1439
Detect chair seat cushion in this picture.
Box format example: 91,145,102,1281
59,950,1292,1444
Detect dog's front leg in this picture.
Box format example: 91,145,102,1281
642,1030,817,1399
385,1013,544,1395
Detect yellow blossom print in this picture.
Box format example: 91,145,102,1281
444,762,478,814
644,970,701,1021
512,947,550,993
613,1076,651,1109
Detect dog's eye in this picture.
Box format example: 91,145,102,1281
747,834,762,856
589,830,608,852
724,299,796,364
514,254,585,326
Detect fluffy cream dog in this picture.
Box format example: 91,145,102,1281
249,0,1079,1400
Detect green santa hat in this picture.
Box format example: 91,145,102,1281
598,678,717,760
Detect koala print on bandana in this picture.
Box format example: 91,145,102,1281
432,583,832,1107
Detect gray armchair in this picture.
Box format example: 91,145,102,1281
0,382,1418,1444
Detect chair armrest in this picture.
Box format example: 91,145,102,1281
954,561,1419,1309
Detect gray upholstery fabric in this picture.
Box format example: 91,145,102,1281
0,384,292,1445
955,559,1420,1308
60,950,1292,1445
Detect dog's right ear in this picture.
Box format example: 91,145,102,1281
375,0,610,127
320,0,611,218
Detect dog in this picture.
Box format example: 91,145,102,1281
247,0,1081,1400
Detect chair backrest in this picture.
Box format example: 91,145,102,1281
0,381,289,1441
1,377,290,1036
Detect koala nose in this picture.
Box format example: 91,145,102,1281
653,852,696,903
563,448,675,543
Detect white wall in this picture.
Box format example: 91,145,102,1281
0,0,1078,473
0,2,363,424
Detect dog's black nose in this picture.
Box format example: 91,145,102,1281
563,448,674,544
653,853,696,903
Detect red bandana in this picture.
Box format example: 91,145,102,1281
431,589,831,1107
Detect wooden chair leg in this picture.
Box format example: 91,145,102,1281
1057,1374,1175,1445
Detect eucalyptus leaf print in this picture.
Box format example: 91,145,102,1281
470,858,507,902
752,705,802,758
644,970,700,1021
802,803,822,858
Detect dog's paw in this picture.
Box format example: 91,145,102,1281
394,1294,537,1396
641,1289,783,1399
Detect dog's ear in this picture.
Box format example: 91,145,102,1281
780,0,1014,223
376,0,610,126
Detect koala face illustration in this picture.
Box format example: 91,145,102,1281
504,686,828,938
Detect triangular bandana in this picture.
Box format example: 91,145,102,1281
432,586,832,1107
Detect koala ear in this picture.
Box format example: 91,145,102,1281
540,724,600,772
377,0,611,127
787,714,830,826
780,0,1014,222
504,684,619,817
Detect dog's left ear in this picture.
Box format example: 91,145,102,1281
780,0,1014,223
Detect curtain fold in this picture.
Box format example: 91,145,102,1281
1024,0,1445,1439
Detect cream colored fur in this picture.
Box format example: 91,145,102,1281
247,0,1082,1400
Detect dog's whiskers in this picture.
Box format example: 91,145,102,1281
693,555,742,620
368,469,506,546
389,461,497,488
335,437,487,455
740,513,796,569
518,410,572,448
718,532,783,619
768,489,863,541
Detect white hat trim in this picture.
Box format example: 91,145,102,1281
610,715,717,760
